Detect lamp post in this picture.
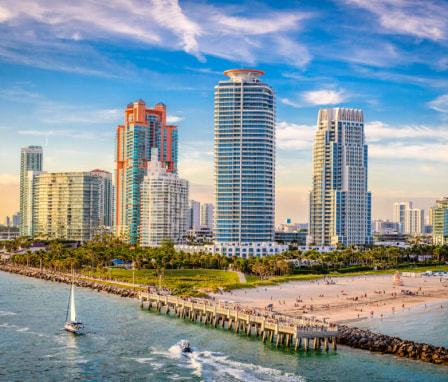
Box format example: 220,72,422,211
133,270,135,290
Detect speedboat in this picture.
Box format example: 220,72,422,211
177,339,192,353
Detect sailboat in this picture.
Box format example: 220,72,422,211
64,282,84,334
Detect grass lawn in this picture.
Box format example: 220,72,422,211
80,268,240,294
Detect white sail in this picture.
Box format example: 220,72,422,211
70,285,77,322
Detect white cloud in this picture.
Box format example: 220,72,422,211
345,0,448,41
276,121,315,150
370,143,448,162
428,94,448,113
166,115,184,124
18,129,96,140
302,89,347,105
282,89,348,108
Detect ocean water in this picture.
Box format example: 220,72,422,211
0,271,447,382
351,301,448,349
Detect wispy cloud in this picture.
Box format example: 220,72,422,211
344,0,448,41
428,94,448,113
365,121,448,142
0,0,312,75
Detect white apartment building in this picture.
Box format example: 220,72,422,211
189,200,200,229
393,202,424,234
308,108,372,247
200,203,214,230
140,149,189,247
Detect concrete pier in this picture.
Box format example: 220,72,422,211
139,292,338,352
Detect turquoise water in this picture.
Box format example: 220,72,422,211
1,271,447,381
351,302,448,348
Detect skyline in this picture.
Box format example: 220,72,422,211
1,0,447,224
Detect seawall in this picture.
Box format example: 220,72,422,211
338,325,448,365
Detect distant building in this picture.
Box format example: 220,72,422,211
4,216,10,227
20,146,43,236
430,197,448,245
186,226,214,244
176,242,288,258
372,219,399,233
90,169,113,229
32,172,102,242
115,99,178,244
140,149,189,247
189,200,200,229
12,212,20,228
275,220,308,244
200,203,214,230
308,108,372,247
214,69,275,243
393,202,424,234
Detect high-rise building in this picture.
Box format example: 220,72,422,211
32,172,102,242
430,197,448,245
189,200,200,229
140,149,189,247
20,146,43,236
393,202,424,234
4,216,10,227
214,69,275,243
115,99,178,243
12,212,20,227
308,108,372,247
393,202,412,233
405,208,424,235
200,203,214,230
91,169,113,229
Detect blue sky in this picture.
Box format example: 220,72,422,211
0,0,447,224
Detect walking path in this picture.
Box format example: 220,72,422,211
236,271,247,283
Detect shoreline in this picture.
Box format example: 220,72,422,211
1,263,448,365
210,273,448,324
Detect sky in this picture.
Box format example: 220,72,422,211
0,0,447,226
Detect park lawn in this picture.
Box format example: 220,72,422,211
80,268,240,293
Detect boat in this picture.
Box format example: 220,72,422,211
64,282,84,334
177,339,192,353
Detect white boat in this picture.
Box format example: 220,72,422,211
177,339,192,353
64,283,84,334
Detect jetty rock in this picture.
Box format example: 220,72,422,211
338,325,448,365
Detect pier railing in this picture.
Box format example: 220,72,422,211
139,292,338,351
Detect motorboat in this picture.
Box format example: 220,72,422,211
177,339,192,353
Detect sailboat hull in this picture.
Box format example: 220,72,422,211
64,321,84,334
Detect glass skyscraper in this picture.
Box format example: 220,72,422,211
214,69,276,243
115,100,178,244
20,145,43,237
308,108,372,247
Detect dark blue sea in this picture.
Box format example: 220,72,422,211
1,271,447,381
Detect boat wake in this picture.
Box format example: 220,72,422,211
151,347,305,381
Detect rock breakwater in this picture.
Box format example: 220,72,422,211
0,264,138,298
338,325,448,365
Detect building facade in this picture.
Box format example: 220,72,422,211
308,108,372,247
32,172,102,242
20,146,43,236
90,169,113,229
12,212,20,227
431,197,448,245
189,200,200,229
200,203,214,230
405,208,424,235
140,149,189,247
214,69,275,243
115,100,178,243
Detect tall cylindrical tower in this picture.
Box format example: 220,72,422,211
214,69,276,243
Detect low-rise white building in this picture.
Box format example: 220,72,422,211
175,242,288,258
140,149,189,247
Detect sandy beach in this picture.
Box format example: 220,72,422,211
212,273,448,323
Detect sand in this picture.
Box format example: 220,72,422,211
211,274,448,324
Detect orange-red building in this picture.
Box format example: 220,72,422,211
115,99,178,243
